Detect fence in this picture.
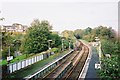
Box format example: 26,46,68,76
8,54,44,73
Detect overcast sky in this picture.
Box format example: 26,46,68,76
0,0,119,32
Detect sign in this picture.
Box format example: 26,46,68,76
95,63,101,69
7,56,13,61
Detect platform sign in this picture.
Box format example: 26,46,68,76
7,56,13,61
95,63,101,69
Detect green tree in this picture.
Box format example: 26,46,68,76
63,39,69,49
99,55,119,79
101,40,119,55
48,33,61,48
61,30,74,39
21,19,51,54
2,32,15,59
31,19,52,30
84,27,92,35
74,29,83,39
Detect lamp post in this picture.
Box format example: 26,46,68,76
48,40,52,50
69,40,71,50
7,44,14,74
7,44,14,57
8,45,10,57
62,38,64,51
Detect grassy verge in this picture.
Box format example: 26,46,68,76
10,54,27,63
0,60,7,65
8,50,69,78
0,48,59,65
0,54,27,65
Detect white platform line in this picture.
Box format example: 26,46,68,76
78,44,92,80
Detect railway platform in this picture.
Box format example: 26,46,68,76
6,50,70,79
79,45,99,80
85,47,99,79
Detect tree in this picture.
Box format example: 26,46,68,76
2,32,15,59
84,27,92,35
101,39,119,55
31,19,52,30
21,19,51,54
63,39,69,49
48,33,61,48
61,30,74,39
74,29,83,39
99,55,119,79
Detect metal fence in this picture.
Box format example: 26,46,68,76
8,54,44,73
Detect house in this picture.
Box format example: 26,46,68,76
1,23,28,32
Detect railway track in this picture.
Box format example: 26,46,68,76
42,41,89,80
42,50,80,79
63,45,89,80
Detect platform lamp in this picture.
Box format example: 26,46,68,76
68,38,71,50
48,40,52,50
7,44,14,74
62,37,64,51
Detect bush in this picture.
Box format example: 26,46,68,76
0,60,7,65
98,55,119,79
101,40,119,55
50,48,59,53
10,54,27,63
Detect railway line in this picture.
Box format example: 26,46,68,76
64,45,89,80
24,40,89,80
43,50,80,79
42,41,89,80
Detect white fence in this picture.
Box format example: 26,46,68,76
8,54,44,73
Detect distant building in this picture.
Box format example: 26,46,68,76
1,23,28,32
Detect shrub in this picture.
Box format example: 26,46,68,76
50,48,59,53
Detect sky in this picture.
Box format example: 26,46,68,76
0,0,119,32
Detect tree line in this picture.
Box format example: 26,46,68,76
61,26,119,79
1,19,74,60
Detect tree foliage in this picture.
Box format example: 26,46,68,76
61,30,74,39
101,40,119,55
48,33,61,48
73,26,117,42
21,19,51,54
84,27,92,35
74,29,83,39
99,55,119,79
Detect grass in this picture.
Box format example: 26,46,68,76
0,48,59,65
0,60,7,65
10,54,27,63
8,50,69,78
0,54,27,65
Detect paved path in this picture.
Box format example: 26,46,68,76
85,47,99,80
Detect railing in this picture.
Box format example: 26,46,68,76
8,53,44,73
